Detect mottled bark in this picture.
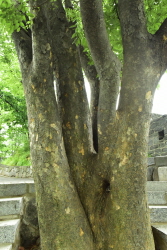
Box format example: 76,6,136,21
79,0,167,249
12,0,167,249
80,0,121,151
79,45,99,152
13,1,94,249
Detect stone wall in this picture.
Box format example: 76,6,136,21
148,115,167,157
147,156,167,181
0,164,33,178
151,113,162,121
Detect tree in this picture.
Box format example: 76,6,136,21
1,0,167,249
0,31,29,165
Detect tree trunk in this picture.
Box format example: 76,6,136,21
12,0,167,249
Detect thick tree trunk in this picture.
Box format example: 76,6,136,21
13,2,94,250
12,0,167,249
107,112,154,250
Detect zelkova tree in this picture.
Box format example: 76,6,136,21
3,0,167,249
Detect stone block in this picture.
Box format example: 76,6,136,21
158,167,167,181
147,166,154,181
148,191,167,205
0,184,27,198
0,244,12,250
149,129,154,135
153,167,159,181
148,157,155,166
28,184,35,194
162,149,167,155
22,172,26,178
0,219,20,243
149,206,167,223
148,139,154,147
147,181,167,191
148,150,154,157
0,198,23,217
29,169,33,176
154,136,160,145
150,145,158,150
155,156,167,166
159,142,165,148
8,171,16,177
162,152,167,156
155,152,163,157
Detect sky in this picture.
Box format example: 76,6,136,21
152,73,167,115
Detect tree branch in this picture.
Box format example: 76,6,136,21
79,45,99,152
155,18,167,74
80,0,120,73
12,28,32,76
80,0,121,152
28,0,53,77
46,1,94,175
117,0,161,114
12,2,95,248
118,0,148,52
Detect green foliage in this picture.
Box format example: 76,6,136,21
65,1,95,65
1,138,30,166
0,30,30,165
66,1,87,47
65,0,122,62
0,32,27,127
103,0,122,60
66,0,167,61
0,0,166,62
0,119,30,166
144,0,167,34
0,0,34,33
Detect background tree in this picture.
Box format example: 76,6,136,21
1,0,167,249
0,31,30,165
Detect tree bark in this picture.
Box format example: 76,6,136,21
13,1,94,249
12,0,167,249
79,45,100,152
80,0,121,152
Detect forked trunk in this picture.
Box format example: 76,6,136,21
12,0,167,249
